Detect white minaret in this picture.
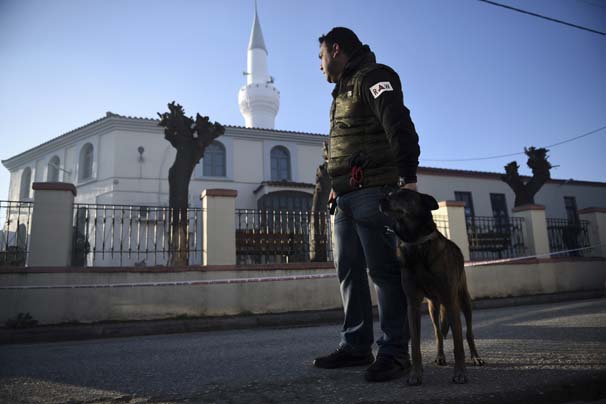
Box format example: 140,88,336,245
238,2,280,129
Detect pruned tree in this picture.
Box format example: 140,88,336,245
501,147,554,207
158,102,225,266
310,141,331,262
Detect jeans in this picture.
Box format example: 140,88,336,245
333,186,409,362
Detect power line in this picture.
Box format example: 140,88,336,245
477,0,606,36
421,125,606,162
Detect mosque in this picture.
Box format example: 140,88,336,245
2,6,605,222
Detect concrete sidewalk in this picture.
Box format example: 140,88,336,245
1,298,605,404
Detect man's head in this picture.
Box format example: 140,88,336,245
318,27,362,83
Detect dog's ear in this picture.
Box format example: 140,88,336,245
421,193,439,211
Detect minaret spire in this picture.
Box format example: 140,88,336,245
238,1,280,129
248,1,267,54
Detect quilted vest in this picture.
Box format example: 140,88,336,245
328,63,398,195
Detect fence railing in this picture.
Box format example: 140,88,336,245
465,216,526,261
235,209,333,264
546,218,591,257
0,200,34,267
73,204,203,267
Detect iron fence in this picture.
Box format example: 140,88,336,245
465,216,526,261
0,200,33,267
546,218,591,257
235,209,333,264
72,204,203,267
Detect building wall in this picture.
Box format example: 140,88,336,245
419,174,517,217
419,173,606,220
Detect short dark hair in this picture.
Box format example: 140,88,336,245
319,27,362,56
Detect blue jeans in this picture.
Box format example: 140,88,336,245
334,186,409,362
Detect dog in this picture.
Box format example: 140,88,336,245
379,189,484,385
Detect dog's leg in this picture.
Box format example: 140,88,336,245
440,304,449,339
460,288,484,366
405,291,424,386
428,300,446,366
446,303,468,384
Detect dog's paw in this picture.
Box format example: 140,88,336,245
452,369,468,384
471,356,485,366
434,355,447,366
407,373,423,386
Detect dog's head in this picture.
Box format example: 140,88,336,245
379,189,439,241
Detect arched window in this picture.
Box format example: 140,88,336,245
47,156,60,182
20,167,32,200
203,141,226,177
79,143,94,181
270,146,291,181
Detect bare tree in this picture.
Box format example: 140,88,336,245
158,102,224,266
501,147,554,207
310,142,331,262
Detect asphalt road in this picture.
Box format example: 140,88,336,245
1,298,605,404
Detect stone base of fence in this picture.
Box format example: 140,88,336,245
1,257,604,325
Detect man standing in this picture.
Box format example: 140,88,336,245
313,27,420,382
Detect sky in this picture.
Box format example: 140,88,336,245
0,0,604,201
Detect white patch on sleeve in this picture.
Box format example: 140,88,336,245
369,81,393,99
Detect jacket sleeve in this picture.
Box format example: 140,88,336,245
361,68,420,184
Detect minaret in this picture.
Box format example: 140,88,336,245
238,2,280,129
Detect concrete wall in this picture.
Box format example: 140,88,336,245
1,258,603,325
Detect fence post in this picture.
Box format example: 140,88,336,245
201,189,237,265
512,204,549,259
28,182,77,267
578,208,606,258
434,201,470,261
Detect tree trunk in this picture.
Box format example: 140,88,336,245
168,146,196,266
309,163,331,262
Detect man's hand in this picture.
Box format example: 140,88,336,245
328,189,337,215
329,190,337,202
400,182,417,191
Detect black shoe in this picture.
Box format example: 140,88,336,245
364,354,411,382
313,348,374,369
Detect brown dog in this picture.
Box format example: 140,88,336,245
379,189,484,385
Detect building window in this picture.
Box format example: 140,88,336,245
20,167,32,200
564,196,579,224
258,191,312,212
271,146,291,181
454,191,475,218
203,141,226,177
47,156,60,182
490,193,508,219
79,143,94,181
490,193,509,232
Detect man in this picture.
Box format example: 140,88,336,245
313,27,420,382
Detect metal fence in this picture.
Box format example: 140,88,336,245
72,204,203,267
465,216,526,261
0,200,33,267
235,209,333,264
546,218,591,257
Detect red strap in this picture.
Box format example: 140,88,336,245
350,166,364,188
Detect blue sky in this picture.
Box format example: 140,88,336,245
0,0,604,201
